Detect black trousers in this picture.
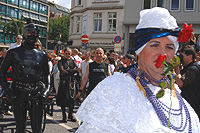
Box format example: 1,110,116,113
13,96,43,133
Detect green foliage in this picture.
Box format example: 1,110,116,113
48,15,70,43
3,19,25,39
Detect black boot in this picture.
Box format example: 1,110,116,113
62,112,67,123
61,107,67,123
68,109,76,122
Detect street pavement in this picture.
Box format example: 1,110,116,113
0,99,80,133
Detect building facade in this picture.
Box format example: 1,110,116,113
70,0,200,54
124,0,200,54
69,0,125,53
0,0,49,49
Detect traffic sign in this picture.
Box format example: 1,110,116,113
114,35,122,44
114,43,122,52
81,34,89,43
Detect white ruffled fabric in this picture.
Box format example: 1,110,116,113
76,72,200,133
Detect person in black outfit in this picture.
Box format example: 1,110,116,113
56,47,78,122
76,48,111,98
0,18,50,133
175,45,200,119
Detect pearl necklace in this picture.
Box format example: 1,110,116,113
128,65,192,132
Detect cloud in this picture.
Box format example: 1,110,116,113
49,0,71,9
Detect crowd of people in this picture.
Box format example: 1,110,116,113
1,7,200,132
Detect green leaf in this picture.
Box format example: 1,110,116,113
159,81,168,88
162,71,172,76
172,55,181,67
156,90,165,99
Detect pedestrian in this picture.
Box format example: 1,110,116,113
75,7,200,132
56,47,78,123
51,56,61,94
79,51,93,98
72,48,82,69
105,56,115,74
175,45,200,119
8,35,22,50
0,48,7,119
76,48,111,98
113,54,134,73
0,18,50,133
114,53,119,66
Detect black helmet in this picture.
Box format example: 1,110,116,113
23,18,39,45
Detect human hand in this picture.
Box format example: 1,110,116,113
117,60,123,66
76,92,81,99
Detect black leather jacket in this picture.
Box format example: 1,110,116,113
0,45,50,100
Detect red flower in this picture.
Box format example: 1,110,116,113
154,55,167,68
177,23,193,43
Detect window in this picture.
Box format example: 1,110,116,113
19,10,23,19
0,5,6,14
185,0,195,11
143,0,151,9
8,0,18,5
40,16,47,22
44,29,47,37
94,13,102,31
30,13,39,20
76,16,80,33
20,0,29,8
108,13,116,32
10,8,18,18
7,7,11,15
170,0,180,11
157,0,165,7
0,33,4,43
40,4,48,14
78,0,82,5
23,11,29,18
31,1,39,11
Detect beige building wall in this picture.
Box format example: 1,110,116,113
69,0,125,53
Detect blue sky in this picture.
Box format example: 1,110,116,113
49,0,71,9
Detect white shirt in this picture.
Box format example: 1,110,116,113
73,55,82,69
109,64,115,74
8,43,20,50
80,60,93,79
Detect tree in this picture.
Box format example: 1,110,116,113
48,15,70,43
2,18,24,42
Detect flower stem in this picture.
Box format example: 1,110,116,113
168,75,173,128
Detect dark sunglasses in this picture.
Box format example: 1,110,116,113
65,53,71,55
17,38,22,40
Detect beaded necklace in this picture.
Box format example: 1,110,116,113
128,65,192,132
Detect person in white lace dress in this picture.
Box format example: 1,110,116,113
75,7,200,133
